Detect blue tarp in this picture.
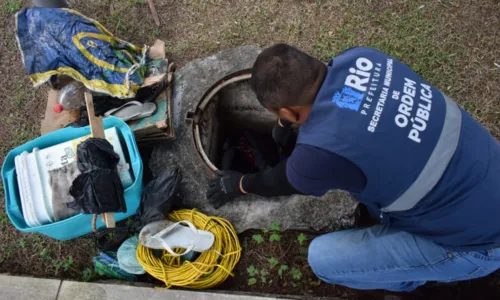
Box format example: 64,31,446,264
16,8,147,98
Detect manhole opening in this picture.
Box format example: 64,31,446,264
194,80,279,172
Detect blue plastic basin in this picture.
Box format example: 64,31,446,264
1,117,143,240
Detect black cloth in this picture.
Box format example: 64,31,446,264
69,138,126,214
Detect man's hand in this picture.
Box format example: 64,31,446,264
207,170,244,208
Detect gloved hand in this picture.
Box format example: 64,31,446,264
207,170,244,208
272,118,296,152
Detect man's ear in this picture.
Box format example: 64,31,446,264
278,107,299,123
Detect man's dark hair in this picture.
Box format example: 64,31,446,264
250,44,323,111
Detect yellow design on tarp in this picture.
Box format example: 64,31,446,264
72,32,133,73
26,8,144,99
29,67,140,98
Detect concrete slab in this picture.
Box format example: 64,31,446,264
57,280,286,300
0,274,61,300
150,45,357,233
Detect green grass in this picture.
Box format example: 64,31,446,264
13,91,25,108
128,0,146,5
4,0,21,14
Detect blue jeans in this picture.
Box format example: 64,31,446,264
308,225,500,292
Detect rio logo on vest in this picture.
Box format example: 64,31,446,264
332,57,373,112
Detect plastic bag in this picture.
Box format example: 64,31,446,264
69,138,126,214
94,167,182,251
117,236,145,275
129,167,183,233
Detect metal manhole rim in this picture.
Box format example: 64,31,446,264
188,70,252,172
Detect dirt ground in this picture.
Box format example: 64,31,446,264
0,0,499,298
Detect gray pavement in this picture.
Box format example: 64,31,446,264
0,274,289,300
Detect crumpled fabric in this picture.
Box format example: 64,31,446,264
48,161,81,221
16,8,147,98
69,138,126,214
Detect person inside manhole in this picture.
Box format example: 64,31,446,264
206,44,500,291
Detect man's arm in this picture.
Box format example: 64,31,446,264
207,144,367,208
206,159,301,208
241,159,302,197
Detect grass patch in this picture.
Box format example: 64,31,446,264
3,0,21,14
13,90,25,108
313,2,456,87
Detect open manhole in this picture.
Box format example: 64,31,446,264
188,71,280,172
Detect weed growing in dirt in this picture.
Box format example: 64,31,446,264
40,249,76,276
278,265,288,279
252,234,264,244
290,267,303,281
268,257,279,269
82,267,93,282
4,0,21,14
297,233,307,246
245,223,314,287
248,277,257,286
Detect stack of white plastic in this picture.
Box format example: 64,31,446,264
14,127,133,227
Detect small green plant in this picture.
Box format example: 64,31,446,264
260,269,269,283
297,233,307,246
252,234,264,244
270,221,281,231
40,248,48,258
248,277,257,286
64,256,73,271
18,239,25,248
247,264,258,277
268,256,279,269
278,264,288,278
54,256,73,275
82,268,93,282
269,232,281,242
290,267,303,280
40,249,75,275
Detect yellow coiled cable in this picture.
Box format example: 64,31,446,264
136,209,241,289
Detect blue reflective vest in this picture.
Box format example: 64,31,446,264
298,47,500,251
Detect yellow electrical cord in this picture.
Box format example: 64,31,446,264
136,209,241,289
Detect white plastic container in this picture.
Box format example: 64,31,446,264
14,127,133,227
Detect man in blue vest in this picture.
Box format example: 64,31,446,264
207,44,500,291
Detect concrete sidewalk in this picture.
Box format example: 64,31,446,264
0,275,289,300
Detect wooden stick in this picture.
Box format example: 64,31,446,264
148,0,160,26
84,91,116,229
